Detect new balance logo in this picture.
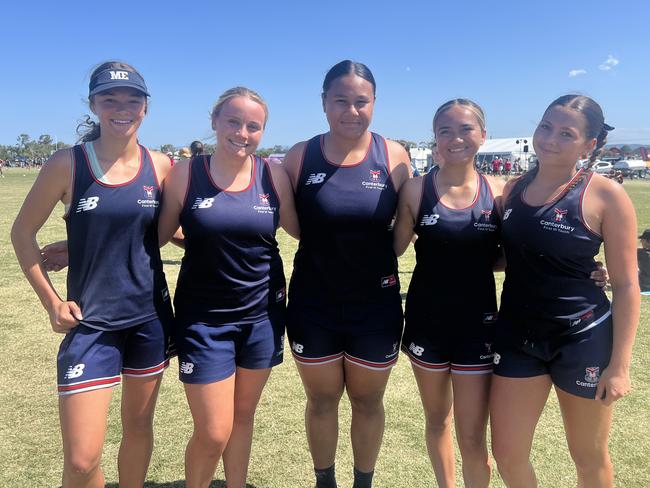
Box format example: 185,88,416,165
420,214,440,226
64,363,85,379
76,196,99,213
408,343,424,357
180,362,194,375
305,173,326,185
503,209,512,220
191,197,214,209
291,342,304,354
110,70,129,80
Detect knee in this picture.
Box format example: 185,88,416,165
193,424,232,457
64,451,102,478
457,430,486,455
348,390,385,417
569,445,611,475
306,389,344,416
492,442,528,479
122,411,155,438
423,410,452,437
233,402,258,426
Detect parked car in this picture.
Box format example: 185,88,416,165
591,160,614,174
613,159,649,178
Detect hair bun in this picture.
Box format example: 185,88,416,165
603,123,615,131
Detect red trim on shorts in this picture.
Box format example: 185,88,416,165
450,363,493,375
344,352,398,370
122,359,169,376
292,351,344,365
58,375,121,394
407,353,450,372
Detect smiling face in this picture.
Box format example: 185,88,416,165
212,96,266,159
434,105,486,167
90,87,147,139
322,74,375,141
533,105,597,168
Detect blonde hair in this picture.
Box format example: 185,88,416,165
211,86,269,127
433,98,486,134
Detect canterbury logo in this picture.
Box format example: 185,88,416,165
481,209,492,219
554,208,568,222
420,213,440,226
143,185,155,198
191,197,214,209
305,173,326,185
76,196,99,213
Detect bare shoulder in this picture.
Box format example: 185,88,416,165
149,150,174,181
386,139,410,167
282,140,309,186
484,174,507,197
588,172,632,204
44,148,74,173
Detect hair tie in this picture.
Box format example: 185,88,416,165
603,123,615,131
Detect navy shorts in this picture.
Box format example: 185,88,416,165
286,299,403,370
493,310,613,399
57,318,171,396
401,320,495,375
174,315,285,384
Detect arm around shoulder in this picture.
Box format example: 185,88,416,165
393,177,422,256
281,141,308,191
268,161,300,239
386,139,412,191
158,159,190,246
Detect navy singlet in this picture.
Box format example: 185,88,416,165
500,168,609,338
289,133,400,304
405,167,501,333
66,144,170,331
174,155,285,324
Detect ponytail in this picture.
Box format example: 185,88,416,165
76,115,101,143
585,123,614,171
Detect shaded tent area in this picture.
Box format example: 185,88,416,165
478,137,536,169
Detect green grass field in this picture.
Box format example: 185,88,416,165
0,168,648,487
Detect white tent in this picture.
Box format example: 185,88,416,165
477,137,536,169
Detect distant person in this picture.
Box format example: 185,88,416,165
504,158,512,175
0,159,4,177
491,95,639,487
190,140,204,157
179,147,191,159
12,61,173,488
639,230,650,294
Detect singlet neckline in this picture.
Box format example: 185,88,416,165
204,154,256,193
82,142,143,187
520,168,585,208
319,132,373,168
431,167,481,211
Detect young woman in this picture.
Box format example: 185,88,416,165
281,60,411,488
490,95,640,487
157,87,299,488
11,61,173,488
393,99,503,487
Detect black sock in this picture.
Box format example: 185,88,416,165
315,464,337,488
352,467,374,488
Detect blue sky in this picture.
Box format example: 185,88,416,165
1,0,648,149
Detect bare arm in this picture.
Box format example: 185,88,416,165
393,178,421,256
386,139,412,192
281,141,307,192
593,178,640,404
268,162,300,239
158,160,190,247
11,150,82,332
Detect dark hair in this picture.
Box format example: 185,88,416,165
190,140,204,157
543,95,613,170
322,60,376,97
76,61,147,143
433,98,486,133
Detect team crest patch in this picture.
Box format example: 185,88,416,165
259,193,270,205
362,170,387,190
380,274,397,288
554,207,568,222
370,170,381,180
275,287,286,302
481,209,492,219
143,185,155,198
584,367,600,383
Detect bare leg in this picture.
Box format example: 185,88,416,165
344,360,392,473
59,387,113,488
490,374,552,488
295,359,345,470
451,373,491,488
411,365,455,488
223,367,272,488
556,387,614,488
184,374,236,488
118,373,163,488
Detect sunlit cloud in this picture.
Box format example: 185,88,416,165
599,55,619,71
569,69,587,77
